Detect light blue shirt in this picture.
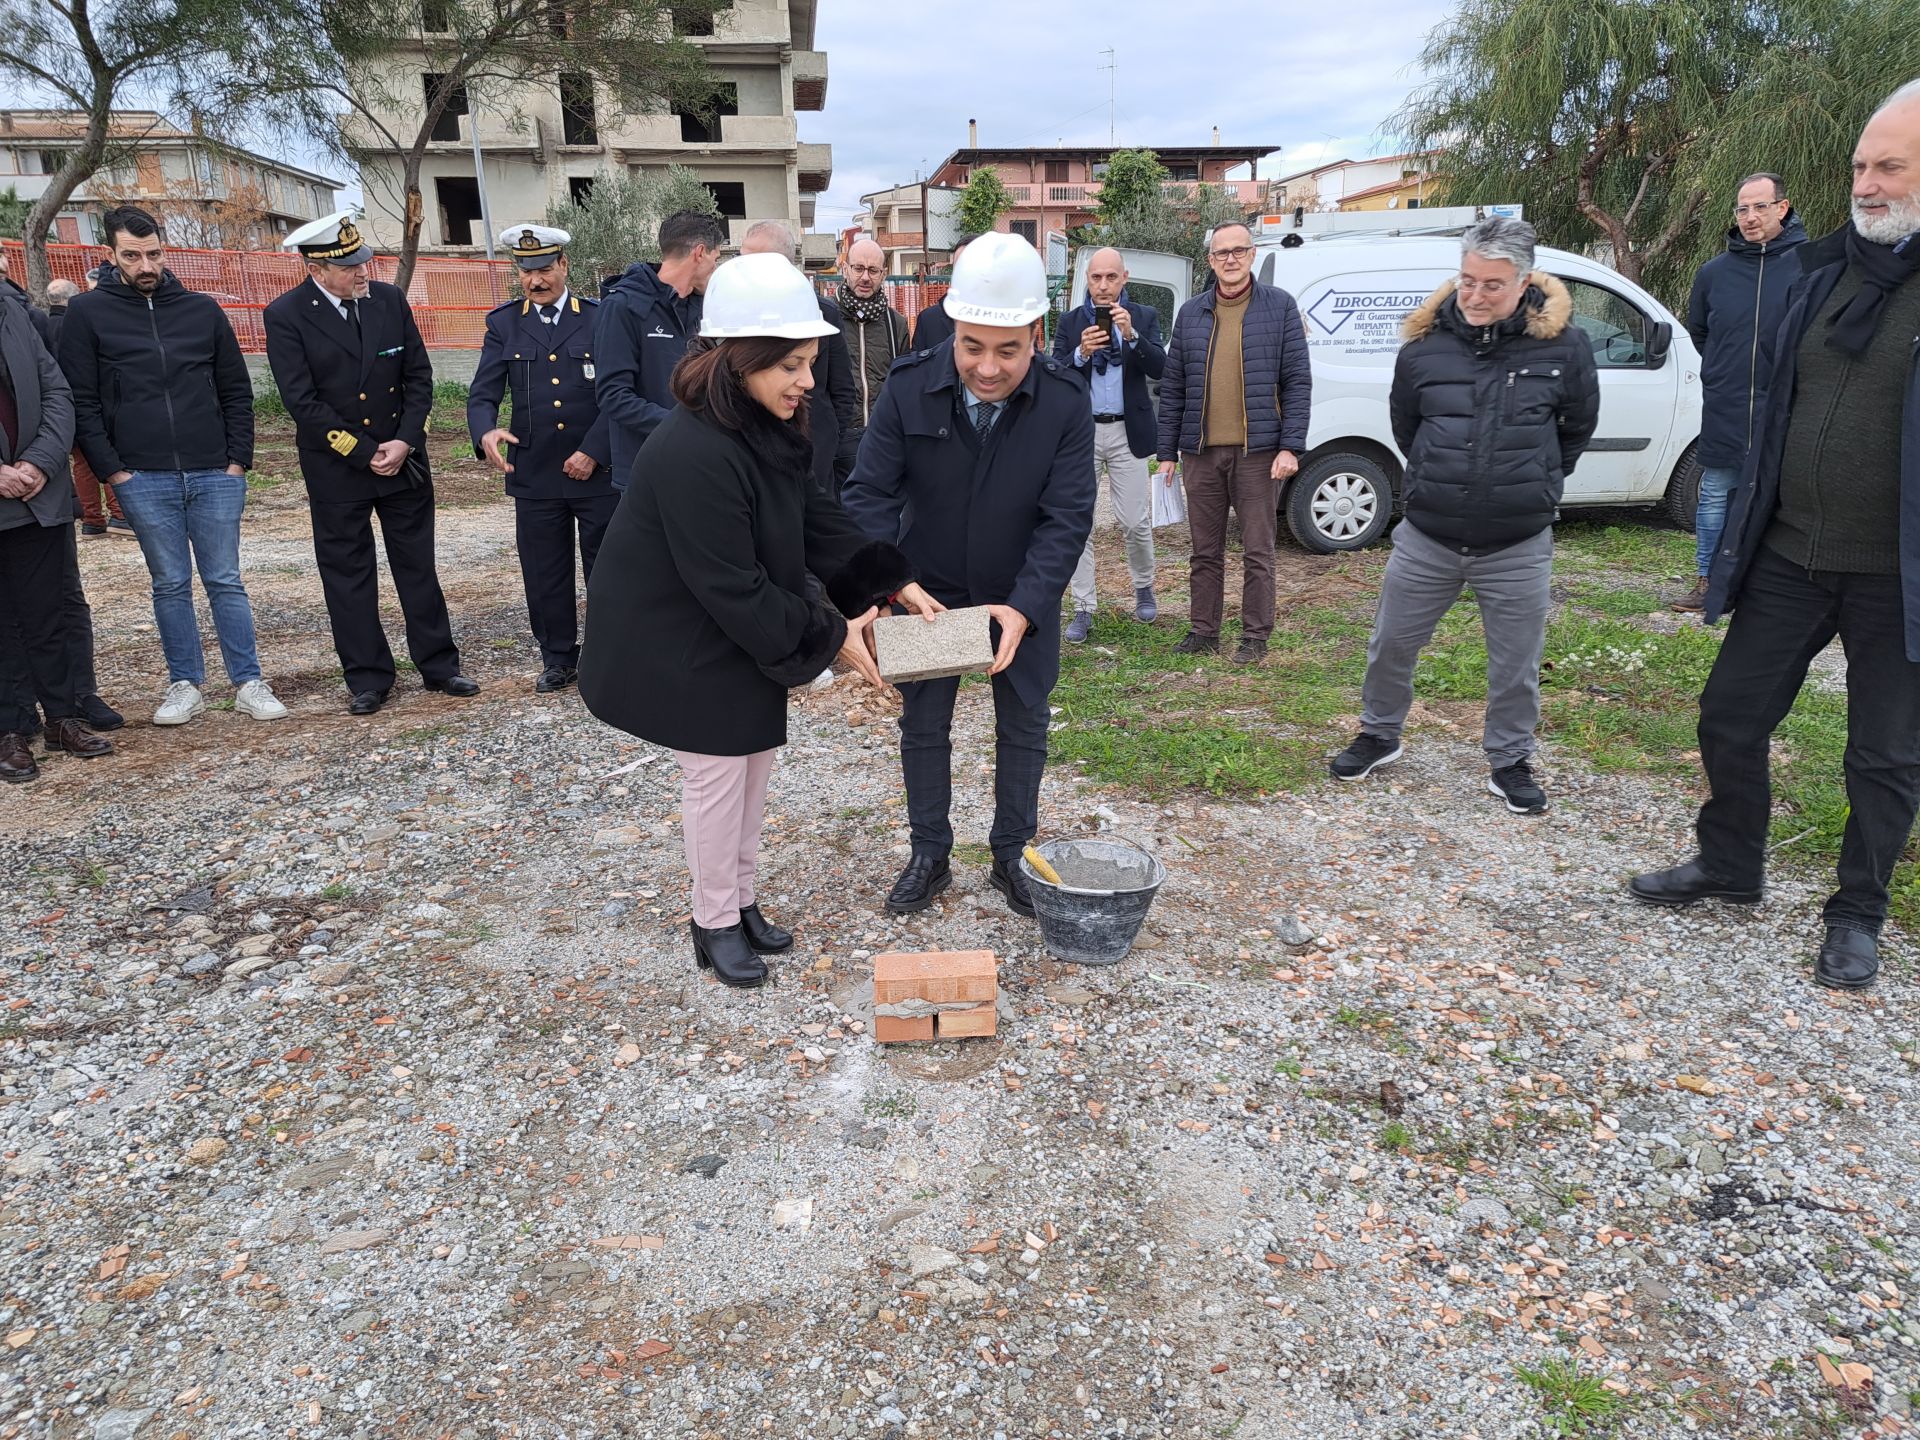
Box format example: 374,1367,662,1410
962,387,1001,431
1071,315,1131,415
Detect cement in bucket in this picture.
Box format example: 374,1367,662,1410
1019,838,1165,965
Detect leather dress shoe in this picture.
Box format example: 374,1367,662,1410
535,666,577,694
739,903,793,954
885,854,952,914
348,689,390,716
1628,858,1761,907
690,921,768,989
1816,927,1879,990
989,856,1036,917
424,674,480,697
82,695,125,731
0,732,38,784
44,718,112,758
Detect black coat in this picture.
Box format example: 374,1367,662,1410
841,341,1097,708
1050,293,1166,459
262,278,434,501
812,293,860,488
465,291,612,498
0,294,75,532
59,267,253,479
1685,214,1808,468
1707,227,1920,658
593,262,700,491
1388,273,1600,552
579,403,912,756
0,281,49,349
910,299,952,352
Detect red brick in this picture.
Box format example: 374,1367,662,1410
935,1002,996,1040
873,950,997,1006
873,1014,934,1044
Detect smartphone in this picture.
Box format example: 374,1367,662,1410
1093,303,1113,335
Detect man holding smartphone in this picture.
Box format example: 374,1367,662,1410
1051,247,1166,641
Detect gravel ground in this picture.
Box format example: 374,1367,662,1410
1,457,1915,1440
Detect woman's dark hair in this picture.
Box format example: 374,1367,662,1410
670,335,814,439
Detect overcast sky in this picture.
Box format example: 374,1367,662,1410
798,0,1456,225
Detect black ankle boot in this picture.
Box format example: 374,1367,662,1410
689,921,768,989
739,903,793,954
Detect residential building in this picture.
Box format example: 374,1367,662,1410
921,130,1280,255
852,182,924,276
344,0,834,265
1268,151,1442,215
0,110,343,247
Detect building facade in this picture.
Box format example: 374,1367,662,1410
1269,152,1441,215
0,110,343,248
346,0,834,264
919,135,1279,257
852,182,925,276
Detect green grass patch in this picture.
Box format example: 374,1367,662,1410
1514,1355,1629,1436
1553,519,1695,575
319,881,354,901
1379,1120,1413,1153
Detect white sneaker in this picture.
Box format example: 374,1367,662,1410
234,679,289,721
153,680,205,726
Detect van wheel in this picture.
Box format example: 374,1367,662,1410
1285,452,1394,553
1665,445,1703,532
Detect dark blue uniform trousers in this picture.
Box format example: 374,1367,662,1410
515,491,616,669
898,670,1051,863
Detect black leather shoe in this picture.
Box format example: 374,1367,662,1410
885,854,952,914
534,666,577,694
989,856,1037,917
44,718,112,758
81,695,124,731
1172,631,1220,656
424,674,480,697
690,921,768,989
348,689,390,716
1627,858,1762,907
739,903,793,954
1816,927,1879,990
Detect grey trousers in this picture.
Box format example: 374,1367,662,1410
1358,520,1552,768
1069,421,1156,612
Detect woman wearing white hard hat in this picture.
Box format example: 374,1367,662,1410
579,252,944,989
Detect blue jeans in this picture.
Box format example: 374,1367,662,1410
113,468,261,686
1695,466,1741,577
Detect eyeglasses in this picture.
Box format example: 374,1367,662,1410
1209,246,1254,261
846,264,884,277
1455,276,1512,295
1733,201,1781,217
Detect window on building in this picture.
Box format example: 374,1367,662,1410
435,175,483,245
1043,160,1069,183
136,152,163,193
33,150,60,175
703,180,746,218
424,74,468,143
559,73,597,145
1405,198,1421,209
1009,219,1038,244
568,175,596,204
546,0,569,34
671,2,731,35
1166,162,1199,181
420,0,449,29
55,217,80,243
678,82,737,144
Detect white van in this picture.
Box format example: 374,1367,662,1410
1070,235,1704,552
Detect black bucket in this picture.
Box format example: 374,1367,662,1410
1019,838,1166,966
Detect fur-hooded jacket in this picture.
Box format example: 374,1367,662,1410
1387,271,1601,551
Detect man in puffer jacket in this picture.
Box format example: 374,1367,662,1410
1331,217,1599,814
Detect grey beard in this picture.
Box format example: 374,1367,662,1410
1852,194,1920,244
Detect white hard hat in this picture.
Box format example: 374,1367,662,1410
942,231,1049,326
700,252,838,340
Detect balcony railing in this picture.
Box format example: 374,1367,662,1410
875,230,925,250
967,178,1273,208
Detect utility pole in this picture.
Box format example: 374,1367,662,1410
468,94,497,265
1099,48,1116,145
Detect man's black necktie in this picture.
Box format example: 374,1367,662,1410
974,401,999,439
342,297,361,335
538,303,557,325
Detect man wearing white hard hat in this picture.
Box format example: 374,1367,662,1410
843,232,1097,920
580,253,941,988
263,209,474,716
467,223,613,694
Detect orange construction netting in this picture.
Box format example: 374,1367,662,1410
4,238,952,352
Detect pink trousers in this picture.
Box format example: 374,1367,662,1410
673,748,777,929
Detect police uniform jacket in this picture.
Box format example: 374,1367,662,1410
841,340,1096,708
262,278,433,501
465,291,611,498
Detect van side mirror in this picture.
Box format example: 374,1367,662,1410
1646,320,1673,368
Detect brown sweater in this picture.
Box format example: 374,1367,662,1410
1200,283,1251,448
